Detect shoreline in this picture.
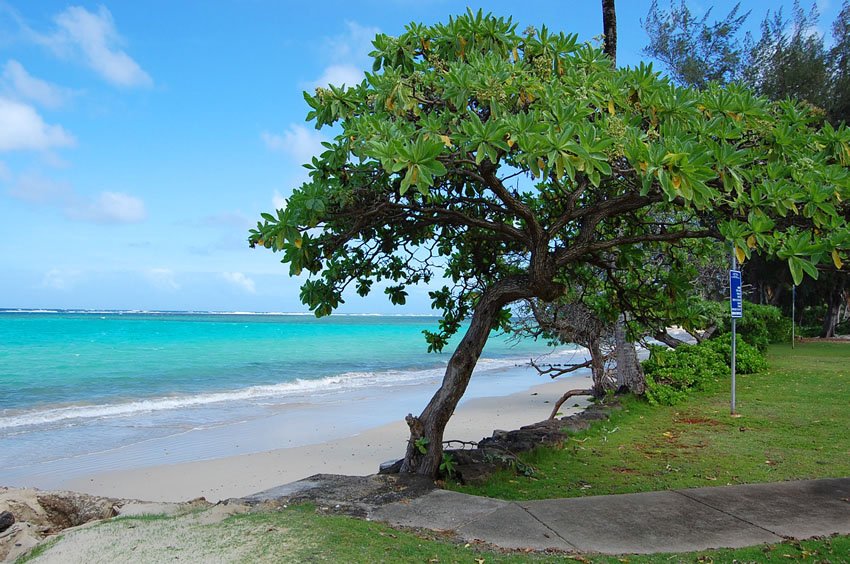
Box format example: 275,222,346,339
58,377,591,502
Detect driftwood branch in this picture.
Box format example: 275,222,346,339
548,388,594,420
530,357,595,379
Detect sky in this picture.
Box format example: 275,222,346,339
0,1,844,313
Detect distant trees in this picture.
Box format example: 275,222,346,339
644,1,850,336
643,1,750,89
643,0,850,123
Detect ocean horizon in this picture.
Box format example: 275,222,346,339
0,310,589,488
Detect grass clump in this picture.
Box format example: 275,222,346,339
14,537,61,563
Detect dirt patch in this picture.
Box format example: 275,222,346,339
611,467,638,474
675,416,722,426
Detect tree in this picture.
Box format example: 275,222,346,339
745,2,829,108
643,1,750,89
251,10,850,476
829,2,850,124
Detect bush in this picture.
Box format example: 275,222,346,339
642,334,768,406
703,334,768,374
721,303,790,351
642,343,727,406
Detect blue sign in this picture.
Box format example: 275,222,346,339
730,270,743,318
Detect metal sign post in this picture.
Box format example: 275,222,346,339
792,284,796,349
729,254,743,415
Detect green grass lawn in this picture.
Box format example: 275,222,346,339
452,342,850,500
24,342,850,563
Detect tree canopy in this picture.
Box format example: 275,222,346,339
251,10,849,475
643,1,850,336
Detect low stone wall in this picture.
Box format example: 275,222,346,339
378,400,616,485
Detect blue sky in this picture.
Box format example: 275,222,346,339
0,1,843,313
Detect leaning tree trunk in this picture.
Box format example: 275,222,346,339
400,279,529,476
613,316,645,395
653,329,688,349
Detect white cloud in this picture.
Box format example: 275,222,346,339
146,268,180,291
311,64,365,89
308,21,378,89
221,271,256,293
66,191,147,224
261,124,327,163
272,190,287,210
0,96,75,151
4,167,147,225
2,60,70,108
39,150,72,169
324,21,379,64
40,6,152,88
6,171,73,204
42,268,81,290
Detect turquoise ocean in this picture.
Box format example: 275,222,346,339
0,311,585,488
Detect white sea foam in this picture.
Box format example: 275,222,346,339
0,348,585,431
0,309,440,317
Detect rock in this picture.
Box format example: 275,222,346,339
0,523,40,563
578,409,610,421
378,459,403,474
36,492,118,532
0,511,14,533
435,401,617,484
455,462,501,485
243,473,435,517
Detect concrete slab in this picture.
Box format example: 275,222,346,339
522,490,783,554
456,502,576,551
679,478,850,539
243,479,323,502
371,489,507,531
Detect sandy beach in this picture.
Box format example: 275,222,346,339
60,378,590,502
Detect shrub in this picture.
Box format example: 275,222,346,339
703,334,768,374
642,334,768,406
642,343,727,406
720,303,789,351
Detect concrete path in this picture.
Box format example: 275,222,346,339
370,478,850,555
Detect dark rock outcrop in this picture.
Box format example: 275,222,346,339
0,511,14,533
445,401,616,485
36,492,119,532
242,473,436,518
